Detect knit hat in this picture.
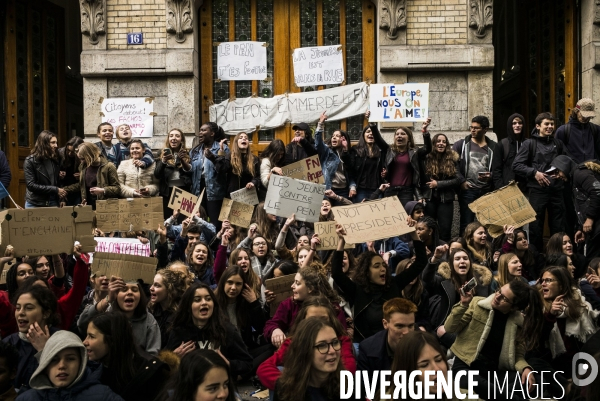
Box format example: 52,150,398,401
576,98,596,118
29,330,88,390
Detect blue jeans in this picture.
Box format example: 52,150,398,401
458,187,489,235
353,188,375,203
25,200,59,208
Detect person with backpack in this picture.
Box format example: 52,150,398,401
491,113,526,191
555,98,600,240
452,115,497,235
513,112,566,252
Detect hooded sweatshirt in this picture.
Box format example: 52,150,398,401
18,330,122,401
492,113,526,189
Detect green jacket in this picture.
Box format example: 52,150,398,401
445,294,531,374
64,158,120,201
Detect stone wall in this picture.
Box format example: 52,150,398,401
582,0,600,105
406,0,468,45
106,0,167,50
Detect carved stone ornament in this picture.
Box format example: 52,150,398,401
379,0,407,40
80,0,106,45
469,0,493,38
594,0,600,25
167,0,193,43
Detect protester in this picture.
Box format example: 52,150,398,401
492,113,527,191
24,130,64,208
58,136,84,205
272,318,342,401
284,122,318,165
259,139,286,193
422,133,461,242
94,122,116,164
154,128,192,218
190,122,229,231
166,283,253,379
113,124,154,169
395,260,431,331
500,226,545,282
117,139,159,198
463,221,493,268
148,268,188,349
186,241,217,287
213,132,260,195
83,312,169,401
496,253,528,287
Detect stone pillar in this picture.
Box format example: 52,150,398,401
375,0,495,143
80,0,200,148
582,0,600,105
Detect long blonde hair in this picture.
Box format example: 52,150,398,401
230,132,256,177
497,253,519,287
77,142,101,168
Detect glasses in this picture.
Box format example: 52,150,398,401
314,339,341,354
495,289,513,304
36,262,50,269
540,278,557,284
253,242,267,247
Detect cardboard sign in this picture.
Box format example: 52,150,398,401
95,237,151,257
218,199,254,228
369,83,429,122
280,155,325,184
265,274,295,316
264,175,325,223
92,252,156,283
292,45,344,87
217,41,267,81
331,196,414,243
0,258,17,284
0,206,96,257
101,97,154,138
230,187,259,206
468,182,537,238
96,198,163,232
314,221,354,250
168,187,203,217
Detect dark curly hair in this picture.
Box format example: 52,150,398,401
353,251,390,293
12,284,60,328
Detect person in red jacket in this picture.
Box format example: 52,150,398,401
257,296,356,391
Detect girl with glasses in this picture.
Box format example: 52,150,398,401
446,279,545,401
272,318,343,401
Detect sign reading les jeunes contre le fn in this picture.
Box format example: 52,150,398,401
101,97,154,138
264,175,324,223
217,41,267,81
368,83,429,122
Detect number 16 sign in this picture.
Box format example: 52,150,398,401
127,33,143,45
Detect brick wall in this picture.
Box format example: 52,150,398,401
406,0,468,45
106,0,166,50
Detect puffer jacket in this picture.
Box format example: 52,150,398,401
63,157,120,202
445,294,531,373
23,155,61,206
421,259,493,329
117,160,160,198
420,150,461,202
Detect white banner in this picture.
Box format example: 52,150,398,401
101,98,154,138
94,237,151,257
210,82,369,134
368,83,429,122
264,175,325,223
217,41,267,81
293,45,344,87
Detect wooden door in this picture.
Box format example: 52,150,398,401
199,0,376,154
4,0,65,207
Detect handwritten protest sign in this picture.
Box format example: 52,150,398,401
168,187,205,217
92,252,156,283
331,196,414,243
95,237,151,257
314,221,354,250
264,175,325,223
217,41,267,81
281,155,325,184
0,206,96,257
218,199,254,228
265,274,295,316
96,198,163,232
210,82,369,134
230,187,259,206
369,83,429,122
292,45,344,87
101,97,154,138
468,182,536,238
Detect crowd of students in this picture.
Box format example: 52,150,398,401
0,101,599,401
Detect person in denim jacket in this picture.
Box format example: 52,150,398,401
313,111,356,204
190,122,230,232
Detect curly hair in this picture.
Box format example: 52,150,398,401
12,285,60,328
351,251,390,293
186,242,214,279
148,268,188,314
298,265,340,307
425,133,458,179
230,132,256,177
